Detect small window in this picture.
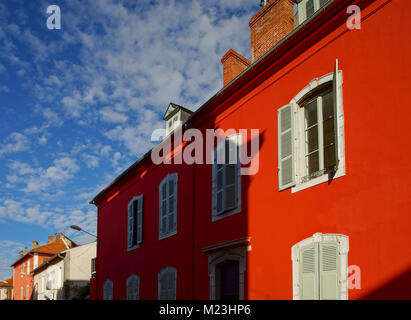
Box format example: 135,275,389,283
126,274,140,300
297,0,331,25
103,280,113,300
128,195,143,250
159,173,178,239
158,267,177,300
212,135,241,220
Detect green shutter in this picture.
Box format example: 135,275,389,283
299,243,319,300
319,242,340,300
333,59,341,167
278,103,296,190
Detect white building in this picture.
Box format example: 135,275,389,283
32,242,96,300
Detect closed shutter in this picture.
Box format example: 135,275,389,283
278,103,296,190
172,176,178,231
299,243,319,300
170,270,177,300
137,197,143,244
159,272,167,300
224,136,239,211
333,59,341,167
319,242,340,300
128,202,133,248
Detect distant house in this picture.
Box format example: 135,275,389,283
10,233,76,300
0,278,13,300
32,241,97,300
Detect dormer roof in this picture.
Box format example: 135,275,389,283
163,102,193,121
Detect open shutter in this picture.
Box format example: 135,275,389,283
333,59,341,167
215,142,225,215
319,242,340,300
159,181,167,236
224,135,239,211
299,243,319,300
173,176,178,231
127,202,133,248
137,197,143,244
278,103,296,190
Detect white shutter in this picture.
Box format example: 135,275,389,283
278,103,296,190
333,59,342,167
173,175,178,231
214,142,225,215
299,243,319,300
127,202,133,248
159,181,167,236
137,197,143,244
319,242,340,300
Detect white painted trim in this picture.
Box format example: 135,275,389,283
291,233,349,300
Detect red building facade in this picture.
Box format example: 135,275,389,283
91,0,411,300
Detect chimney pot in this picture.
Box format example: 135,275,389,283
48,235,53,243
32,240,39,249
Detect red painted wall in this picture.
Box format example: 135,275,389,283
95,0,411,300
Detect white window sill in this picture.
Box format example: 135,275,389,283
159,230,177,240
291,165,345,193
212,206,241,222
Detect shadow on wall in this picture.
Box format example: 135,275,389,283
362,267,411,300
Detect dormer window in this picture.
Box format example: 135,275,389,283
294,0,330,26
163,103,193,136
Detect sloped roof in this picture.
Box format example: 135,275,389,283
0,278,13,287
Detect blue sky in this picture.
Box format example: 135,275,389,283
0,0,260,280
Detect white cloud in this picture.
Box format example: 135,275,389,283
99,106,128,123
0,132,31,156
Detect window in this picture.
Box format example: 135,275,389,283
126,274,140,300
26,285,29,300
296,0,331,25
27,258,30,273
291,233,349,300
128,195,143,250
278,60,345,192
212,134,241,221
91,258,96,276
103,280,113,300
20,287,23,300
159,173,178,239
158,267,177,300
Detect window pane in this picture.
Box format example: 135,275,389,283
168,179,174,196
324,145,336,169
225,184,236,209
217,191,223,213
168,213,174,231
323,118,335,147
161,217,167,234
168,196,174,213
217,169,223,190
162,183,167,199
306,126,318,154
161,201,167,217
306,0,315,18
305,99,317,128
322,91,333,121
307,151,319,175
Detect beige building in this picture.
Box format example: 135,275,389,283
32,242,96,300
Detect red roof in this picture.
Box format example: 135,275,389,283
31,239,70,254
0,278,13,287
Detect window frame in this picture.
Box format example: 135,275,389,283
211,134,242,222
291,233,349,300
127,195,144,251
158,267,177,300
158,173,178,240
288,68,345,193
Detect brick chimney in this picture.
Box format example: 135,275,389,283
31,240,39,250
221,49,251,87
249,0,294,62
